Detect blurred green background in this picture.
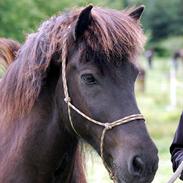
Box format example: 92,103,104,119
0,0,183,182
0,0,183,52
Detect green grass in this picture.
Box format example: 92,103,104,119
85,57,183,183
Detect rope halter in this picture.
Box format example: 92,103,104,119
61,39,145,181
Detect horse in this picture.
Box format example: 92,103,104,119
136,66,146,93
0,38,20,69
172,49,183,71
0,5,159,183
144,49,154,69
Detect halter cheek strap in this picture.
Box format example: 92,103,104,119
61,39,145,181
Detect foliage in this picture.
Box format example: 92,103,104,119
146,36,183,57
128,0,183,42
144,0,183,41
0,0,123,42
1,0,183,44
158,36,183,54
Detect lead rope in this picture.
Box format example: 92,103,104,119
167,161,183,183
61,37,145,181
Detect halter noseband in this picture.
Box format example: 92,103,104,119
61,40,145,181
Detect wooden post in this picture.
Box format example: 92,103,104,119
170,59,177,108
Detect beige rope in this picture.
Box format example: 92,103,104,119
167,161,183,183
61,37,145,181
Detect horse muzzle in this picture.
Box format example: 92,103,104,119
111,152,159,183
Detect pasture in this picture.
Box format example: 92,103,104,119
85,56,183,183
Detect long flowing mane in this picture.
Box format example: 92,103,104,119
0,6,145,123
0,38,20,69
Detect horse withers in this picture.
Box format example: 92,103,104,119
0,5,158,183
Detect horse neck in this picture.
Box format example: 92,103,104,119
0,83,81,183
53,144,87,183
53,80,87,183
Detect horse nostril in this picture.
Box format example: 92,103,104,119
129,156,145,177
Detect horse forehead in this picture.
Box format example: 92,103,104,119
66,35,135,74
70,45,123,66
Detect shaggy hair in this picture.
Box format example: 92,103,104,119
0,6,145,122
0,38,20,69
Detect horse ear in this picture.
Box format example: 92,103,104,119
74,5,93,41
129,5,145,21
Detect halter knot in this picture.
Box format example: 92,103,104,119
104,123,113,130
64,97,71,103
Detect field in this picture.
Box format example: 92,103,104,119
0,57,183,183
85,57,183,183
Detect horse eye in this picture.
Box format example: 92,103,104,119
81,74,97,85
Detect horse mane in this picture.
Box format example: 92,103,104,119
72,145,87,183
0,38,20,69
0,6,145,123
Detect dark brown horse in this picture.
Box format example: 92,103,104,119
172,49,183,70
0,5,158,183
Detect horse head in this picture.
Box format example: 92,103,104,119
58,5,158,183
0,6,158,183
